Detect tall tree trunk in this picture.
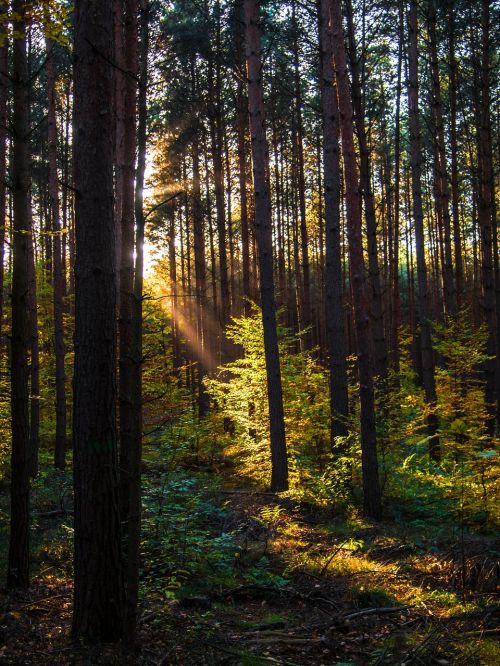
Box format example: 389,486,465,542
391,0,404,375
448,10,463,310
427,0,456,318
245,0,288,492
292,0,312,349
235,0,251,313
477,0,498,433
46,35,67,470
27,208,39,477
123,0,147,643
0,13,7,358
119,0,138,530
72,0,124,642
192,133,209,415
319,0,348,444
345,0,387,380
331,0,381,519
407,0,440,460
8,0,31,590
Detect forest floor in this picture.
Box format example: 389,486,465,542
0,451,498,665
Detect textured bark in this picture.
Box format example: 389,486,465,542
331,0,381,519
46,36,67,470
0,13,7,357
448,10,463,310
123,0,147,642
319,0,348,443
408,0,440,460
119,0,138,529
345,0,387,380
477,0,498,433
292,0,312,349
192,134,209,415
427,0,456,318
72,0,124,642
245,0,288,492
8,0,31,590
235,0,251,313
27,209,39,477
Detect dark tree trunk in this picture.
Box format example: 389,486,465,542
427,0,456,318
319,0,348,444
408,0,440,460
331,0,381,519
0,13,7,358
245,0,288,492
27,208,39,477
448,10,463,310
477,0,498,433
292,0,312,349
46,35,67,470
345,0,387,381
8,0,31,590
235,0,251,313
119,0,138,536
123,0,147,643
72,0,124,642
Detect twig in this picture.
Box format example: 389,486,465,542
319,539,350,576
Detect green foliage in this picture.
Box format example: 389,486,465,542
205,305,334,496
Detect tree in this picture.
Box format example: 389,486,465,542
407,0,440,460
244,0,288,492
330,0,381,519
72,0,124,642
8,0,31,590
318,0,348,444
46,33,67,469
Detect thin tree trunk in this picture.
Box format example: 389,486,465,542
427,0,456,318
331,0,381,519
448,10,463,310
46,35,67,470
319,0,348,444
245,0,288,492
345,0,387,380
123,0,147,643
407,0,440,460
0,14,7,358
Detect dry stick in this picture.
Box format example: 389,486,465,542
319,539,350,576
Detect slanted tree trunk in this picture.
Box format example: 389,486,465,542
407,0,440,460
46,35,67,470
8,0,31,590
72,0,124,642
245,0,288,492
331,0,381,519
319,0,348,444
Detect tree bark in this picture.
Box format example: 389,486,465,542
72,0,124,642
407,0,440,460
245,0,288,492
46,35,67,470
331,0,381,519
8,0,31,590
319,0,348,444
